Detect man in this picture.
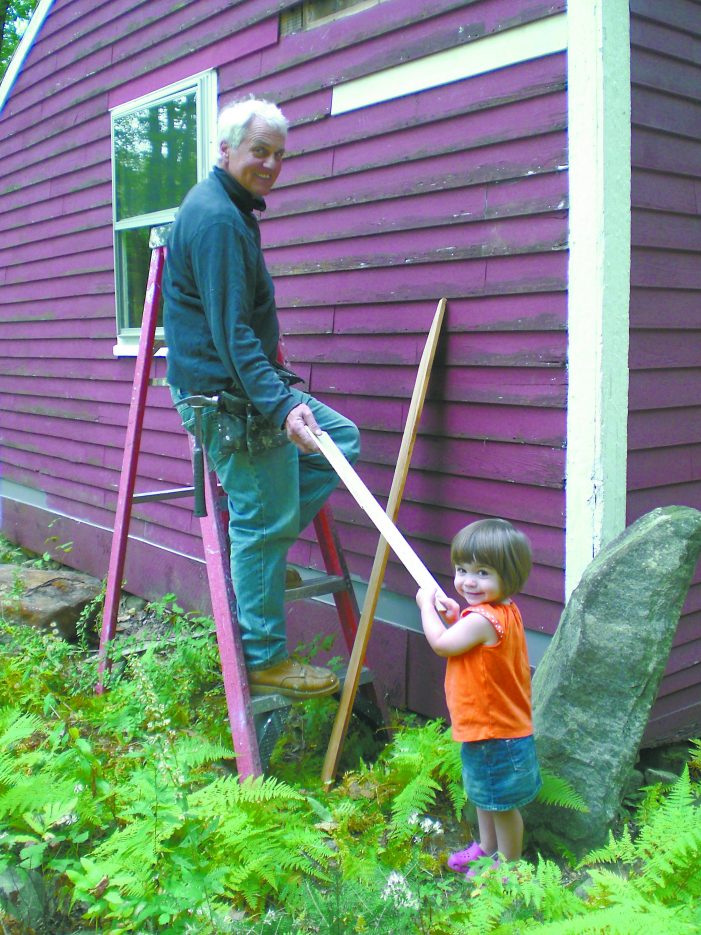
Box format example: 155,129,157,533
163,98,360,698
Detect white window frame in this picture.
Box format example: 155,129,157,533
110,70,218,356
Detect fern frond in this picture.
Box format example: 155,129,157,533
168,735,234,771
0,708,44,749
0,775,78,821
390,774,442,835
537,769,589,812
581,825,637,869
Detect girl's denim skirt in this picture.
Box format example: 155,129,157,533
461,735,542,811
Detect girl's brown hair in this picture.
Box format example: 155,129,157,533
450,518,532,598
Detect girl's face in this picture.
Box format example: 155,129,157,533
454,561,504,606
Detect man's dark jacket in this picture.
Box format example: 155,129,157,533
163,167,296,428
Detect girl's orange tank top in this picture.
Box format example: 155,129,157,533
445,601,534,742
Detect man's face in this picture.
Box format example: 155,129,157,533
221,117,286,197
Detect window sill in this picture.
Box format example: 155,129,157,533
112,342,168,358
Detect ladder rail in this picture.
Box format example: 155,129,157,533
96,245,165,692
198,440,262,778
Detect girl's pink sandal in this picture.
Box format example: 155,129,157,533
447,841,487,872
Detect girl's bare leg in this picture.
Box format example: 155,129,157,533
476,807,497,855
492,808,524,860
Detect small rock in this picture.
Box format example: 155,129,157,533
643,768,680,787
0,564,102,641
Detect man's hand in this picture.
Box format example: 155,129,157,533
284,403,322,453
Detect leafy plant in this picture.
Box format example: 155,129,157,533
1,552,700,933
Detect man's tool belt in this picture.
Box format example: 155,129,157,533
217,390,289,456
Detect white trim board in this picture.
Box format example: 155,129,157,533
331,13,567,115
565,0,631,597
0,0,56,114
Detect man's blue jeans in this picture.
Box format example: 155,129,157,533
171,387,360,670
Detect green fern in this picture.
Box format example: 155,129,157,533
377,719,465,835
536,769,589,812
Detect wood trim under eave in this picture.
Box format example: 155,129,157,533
0,0,56,115
565,0,631,598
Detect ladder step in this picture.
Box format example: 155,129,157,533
133,486,195,503
284,574,349,601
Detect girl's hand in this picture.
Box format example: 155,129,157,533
435,591,460,624
416,587,435,610
416,587,460,624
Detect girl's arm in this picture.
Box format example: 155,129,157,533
416,588,496,657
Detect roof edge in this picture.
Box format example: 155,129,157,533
0,0,56,116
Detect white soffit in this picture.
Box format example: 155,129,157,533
331,12,567,115
0,0,56,114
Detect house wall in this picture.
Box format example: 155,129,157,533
628,0,701,742
0,0,568,716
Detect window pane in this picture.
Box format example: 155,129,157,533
117,227,164,329
114,92,197,221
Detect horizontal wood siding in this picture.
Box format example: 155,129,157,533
628,0,701,743
0,0,567,689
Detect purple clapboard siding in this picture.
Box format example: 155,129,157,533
1,0,570,722
628,0,701,740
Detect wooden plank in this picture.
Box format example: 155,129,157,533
628,445,701,489
273,252,568,307
264,173,568,248
326,292,567,334
322,298,446,784
630,0,701,40
629,409,701,449
632,209,701,252
632,47,701,99
628,369,701,408
629,330,701,369
363,432,565,487
308,363,566,406
285,331,566,368
1,230,113,271
269,134,568,216
632,86,701,139
632,127,701,178
0,170,108,214
631,169,699,215
627,484,701,520
630,248,701,290
266,213,567,268
629,287,701,328
631,15,701,61
337,396,566,444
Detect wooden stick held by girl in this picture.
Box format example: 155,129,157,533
416,518,542,878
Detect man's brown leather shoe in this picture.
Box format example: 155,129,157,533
248,658,339,698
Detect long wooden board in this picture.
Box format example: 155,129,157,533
317,298,446,783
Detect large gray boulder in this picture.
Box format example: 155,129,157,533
529,506,701,856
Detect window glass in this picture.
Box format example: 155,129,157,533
111,72,216,344
116,226,158,329
113,93,197,221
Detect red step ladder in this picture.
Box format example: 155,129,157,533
96,225,383,779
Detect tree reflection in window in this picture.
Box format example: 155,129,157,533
113,90,199,332
114,93,197,222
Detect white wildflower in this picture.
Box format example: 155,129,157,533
381,871,419,910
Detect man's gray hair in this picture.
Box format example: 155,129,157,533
218,99,289,150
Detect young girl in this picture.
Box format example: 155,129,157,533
416,518,541,877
